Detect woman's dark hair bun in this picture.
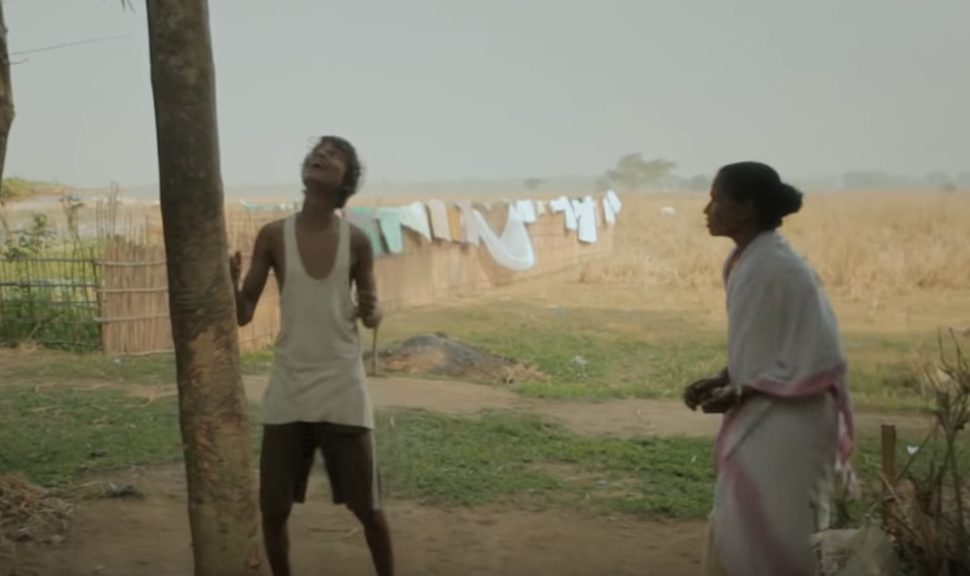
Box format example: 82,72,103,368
775,182,803,217
715,161,804,229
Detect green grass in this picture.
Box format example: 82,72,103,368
1,302,946,411
0,383,962,520
0,386,185,484
0,350,273,386
377,408,715,516
375,303,943,411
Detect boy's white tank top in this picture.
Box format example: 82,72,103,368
262,214,373,428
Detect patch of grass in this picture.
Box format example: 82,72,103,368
0,349,273,386
381,304,942,410
469,327,724,401
0,302,949,412
375,408,715,517
0,386,184,484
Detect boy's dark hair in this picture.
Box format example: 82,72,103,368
316,135,364,207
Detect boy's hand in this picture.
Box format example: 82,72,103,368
356,290,381,329
229,251,242,287
359,305,382,329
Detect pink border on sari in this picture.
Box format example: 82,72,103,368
711,362,852,576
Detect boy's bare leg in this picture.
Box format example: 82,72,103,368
352,508,395,576
263,511,292,576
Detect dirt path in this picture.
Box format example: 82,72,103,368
127,374,933,437
9,465,706,576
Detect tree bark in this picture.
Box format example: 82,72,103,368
145,2,261,575
0,1,16,189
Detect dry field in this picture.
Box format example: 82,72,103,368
3,189,970,576
589,190,970,298
521,190,970,336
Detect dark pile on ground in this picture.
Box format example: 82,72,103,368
369,332,545,384
0,474,72,546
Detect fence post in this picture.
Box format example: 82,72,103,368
880,423,898,536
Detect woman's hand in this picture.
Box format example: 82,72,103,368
683,372,730,411
699,387,741,414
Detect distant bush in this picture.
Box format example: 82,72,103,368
0,178,64,204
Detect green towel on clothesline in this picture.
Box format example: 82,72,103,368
344,206,384,257
375,207,404,254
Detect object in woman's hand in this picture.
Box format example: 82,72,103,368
700,387,739,414
683,376,728,410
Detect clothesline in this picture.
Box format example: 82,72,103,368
237,191,623,272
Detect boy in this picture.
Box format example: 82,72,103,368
230,136,394,576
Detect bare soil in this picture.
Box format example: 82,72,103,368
123,375,932,438
8,464,707,576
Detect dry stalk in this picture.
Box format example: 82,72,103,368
890,330,970,575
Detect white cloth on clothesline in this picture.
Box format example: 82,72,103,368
425,200,452,241
472,204,536,271
605,190,622,214
513,199,537,223
548,196,577,231
456,200,480,245
399,201,432,240
574,196,598,244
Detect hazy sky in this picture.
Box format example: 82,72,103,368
6,0,969,188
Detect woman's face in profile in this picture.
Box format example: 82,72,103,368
704,177,754,238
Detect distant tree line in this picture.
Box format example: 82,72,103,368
523,153,970,193
839,170,970,191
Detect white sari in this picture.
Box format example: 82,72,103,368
704,231,854,576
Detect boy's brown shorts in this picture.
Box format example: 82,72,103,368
259,422,381,516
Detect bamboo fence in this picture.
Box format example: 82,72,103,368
1,196,615,355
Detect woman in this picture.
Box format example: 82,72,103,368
683,162,854,576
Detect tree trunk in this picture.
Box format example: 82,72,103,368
0,1,16,188
145,2,261,575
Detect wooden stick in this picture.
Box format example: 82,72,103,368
370,326,379,376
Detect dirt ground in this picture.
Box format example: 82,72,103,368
7,376,931,576
11,467,707,575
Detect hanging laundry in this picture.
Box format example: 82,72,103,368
399,201,432,240
456,200,480,245
446,203,463,240
570,197,583,220
344,206,385,257
603,195,617,225
548,195,578,231
513,199,537,223
374,207,405,254
425,199,452,241
473,204,536,271
605,190,622,215
575,196,598,244
535,200,547,217
473,201,508,235
239,199,299,212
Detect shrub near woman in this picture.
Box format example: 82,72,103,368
683,162,854,576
